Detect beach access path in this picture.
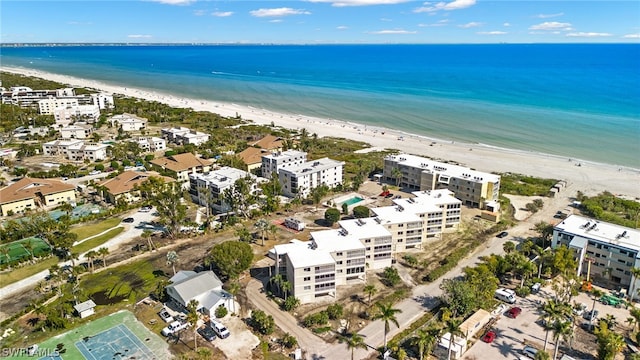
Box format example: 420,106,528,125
3,66,639,200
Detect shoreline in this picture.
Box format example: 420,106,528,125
2,65,639,198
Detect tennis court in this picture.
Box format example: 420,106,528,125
75,324,156,360
0,237,50,265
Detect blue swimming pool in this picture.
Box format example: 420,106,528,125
342,197,364,206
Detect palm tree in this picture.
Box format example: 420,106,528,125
363,284,377,306
141,230,155,251
552,320,572,360
97,247,109,267
589,289,604,327
270,274,283,297
518,259,537,288
254,218,270,246
226,280,240,313
338,332,368,360
534,351,551,360
411,326,441,360
503,241,516,254
539,299,571,351
1,246,12,269
281,280,292,301
444,317,464,360
371,302,402,352
391,167,402,187
186,299,200,351
85,250,98,272
166,251,179,275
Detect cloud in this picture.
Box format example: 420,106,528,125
622,33,640,38
269,19,283,23
369,29,418,34
336,26,349,30
458,22,483,28
477,31,507,35
128,34,153,38
414,0,476,13
308,0,411,7
193,10,206,16
212,11,233,17
149,0,193,5
534,12,564,19
418,19,449,27
250,7,311,17
503,22,511,27
566,32,612,37
529,22,573,31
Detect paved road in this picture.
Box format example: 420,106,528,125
0,209,159,298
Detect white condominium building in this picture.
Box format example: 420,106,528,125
188,167,253,213
261,150,308,180
39,97,79,115
59,123,93,139
552,215,640,293
135,137,166,152
279,158,344,198
383,154,501,208
161,126,210,146
392,189,462,238
53,104,101,127
43,140,108,161
109,114,147,132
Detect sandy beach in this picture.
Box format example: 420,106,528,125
3,66,639,199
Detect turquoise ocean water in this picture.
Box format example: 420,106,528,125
1,44,638,168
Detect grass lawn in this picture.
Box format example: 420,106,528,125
71,218,121,241
0,227,123,287
73,227,124,254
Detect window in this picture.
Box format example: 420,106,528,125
304,267,311,272
336,252,343,256
304,286,311,290
304,277,311,281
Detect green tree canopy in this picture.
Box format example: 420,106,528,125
208,241,253,280
353,205,370,219
324,208,341,225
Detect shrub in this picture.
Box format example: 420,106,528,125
250,309,275,335
403,254,418,267
312,326,332,334
282,296,301,312
324,208,341,225
94,164,105,171
303,311,329,328
281,333,298,349
342,203,348,214
381,266,401,287
353,205,370,219
515,286,531,298
215,305,228,318
326,304,343,320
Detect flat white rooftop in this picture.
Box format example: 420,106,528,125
191,166,249,188
262,150,307,160
555,214,640,253
386,154,500,183
412,189,461,205
371,205,422,225
338,218,392,239
269,239,310,259
311,229,367,252
287,245,336,269
280,157,344,176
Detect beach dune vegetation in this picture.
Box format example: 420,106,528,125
499,173,558,196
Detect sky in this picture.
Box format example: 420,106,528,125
1,0,639,44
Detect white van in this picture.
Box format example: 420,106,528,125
210,320,230,339
495,288,517,304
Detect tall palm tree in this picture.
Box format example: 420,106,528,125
444,317,464,360
552,320,572,360
85,250,98,272
518,259,537,288
411,326,441,360
186,299,200,351
363,284,377,306
254,218,270,246
539,299,571,351
372,302,402,352
97,247,109,267
391,167,402,187
338,332,368,360
271,274,283,297
281,281,292,301
166,251,179,275
589,289,605,327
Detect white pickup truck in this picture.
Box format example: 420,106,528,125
161,320,189,336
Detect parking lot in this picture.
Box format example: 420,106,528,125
463,284,633,360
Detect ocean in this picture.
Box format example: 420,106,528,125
1,44,639,168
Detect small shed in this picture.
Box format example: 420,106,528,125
74,300,97,318
459,309,492,340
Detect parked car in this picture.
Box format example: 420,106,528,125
210,320,230,339
521,346,538,359
197,325,216,342
89,170,102,175
161,321,189,336
583,309,599,321
122,217,135,223
481,330,496,343
531,283,541,293
497,231,509,238
139,205,153,212
158,308,174,323
573,303,588,316
506,307,522,318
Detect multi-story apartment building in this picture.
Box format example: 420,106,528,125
43,140,84,157
59,123,93,139
392,189,462,238
383,154,500,208
161,126,210,146
53,104,101,127
135,137,166,152
39,97,79,115
188,166,253,213
336,218,394,269
261,150,308,180
3,87,112,110
67,143,109,162
278,158,344,198
552,214,640,293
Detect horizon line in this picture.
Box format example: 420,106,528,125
1,42,639,47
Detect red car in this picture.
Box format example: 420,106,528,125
482,330,496,343
506,307,522,318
